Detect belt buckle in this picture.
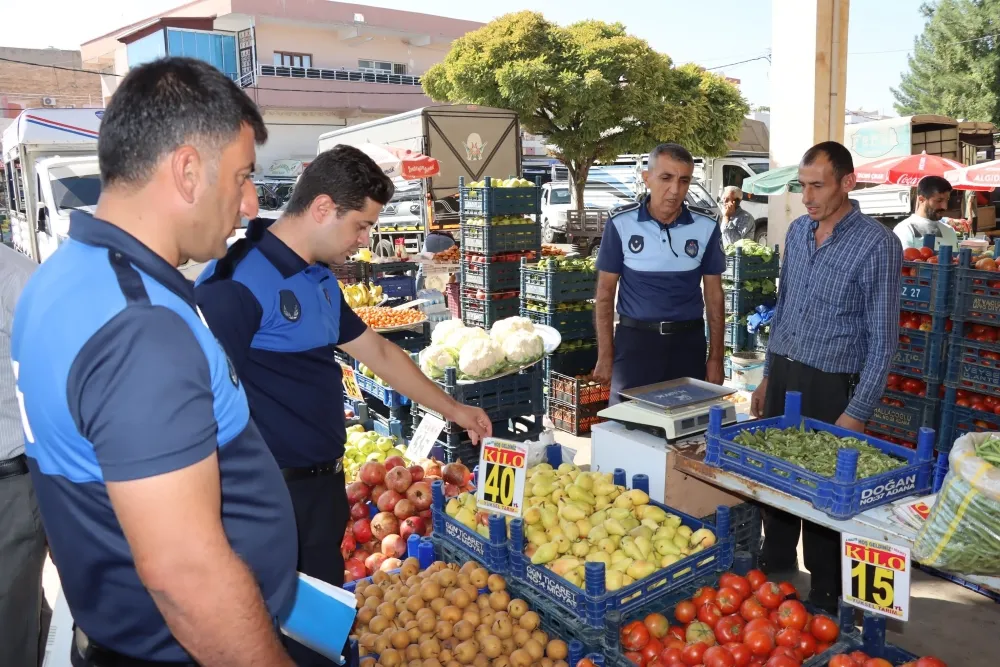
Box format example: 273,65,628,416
659,321,669,335
335,457,343,474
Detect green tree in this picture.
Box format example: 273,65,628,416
893,0,1000,124
422,11,748,211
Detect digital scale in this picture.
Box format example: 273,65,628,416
597,378,739,443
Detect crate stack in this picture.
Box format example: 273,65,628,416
370,260,418,305
865,244,954,451
721,246,780,379
458,176,542,330
519,256,604,433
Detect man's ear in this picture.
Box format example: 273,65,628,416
841,172,857,193
171,146,202,204
311,194,336,222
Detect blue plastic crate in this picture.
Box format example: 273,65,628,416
459,176,542,217
521,303,595,340
900,245,954,314
429,479,509,572
369,260,418,277
944,333,1000,399
700,503,762,558
460,222,542,255
372,273,416,300
865,386,940,447
724,285,776,316
507,447,734,632
460,290,520,328
953,247,1000,325
414,362,545,419
354,371,410,410
893,329,947,382
705,391,936,520
460,254,525,291
935,386,1000,453
722,245,780,282
521,257,598,303
808,607,918,666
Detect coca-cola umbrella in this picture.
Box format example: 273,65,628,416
944,159,1000,192
854,151,974,187
356,143,440,180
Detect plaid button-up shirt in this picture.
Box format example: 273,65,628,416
764,202,902,421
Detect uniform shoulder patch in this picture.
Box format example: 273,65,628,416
279,290,301,322
685,239,699,257
610,201,641,219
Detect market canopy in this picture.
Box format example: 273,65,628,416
741,164,801,196
356,143,440,180
855,152,969,187
943,159,1000,192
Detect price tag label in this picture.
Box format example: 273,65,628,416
841,533,911,621
341,365,364,402
407,413,446,462
476,438,528,517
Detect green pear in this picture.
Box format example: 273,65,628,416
629,526,653,541
559,520,580,542
540,508,558,530
576,519,592,537
564,569,584,589
603,518,626,536
621,517,640,532
655,525,677,541
611,549,629,564
654,538,681,556
672,534,690,550
533,463,553,473
527,497,546,508
456,508,477,529
575,472,595,491
640,519,660,533
586,551,612,566
531,542,558,565
689,528,717,548
611,557,633,573
598,537,618,554
605,570,624,592
637,505,667,523
635,536,654,560
552,533,572,554
676,525,693,540
567,485,596,506
531,480,555,498
558,503,587,522
594,495,611,510
587,524,609,542
665,514,683,529
571,541,591,558
614,493,633,509
620,537,643,562
608,508,632,522
476,524,490,538
660,553,682,567
523,507,542,525
445,498,461,517
557,463,578,474
592,481,617,496
589,509,608,527
626,560,656,580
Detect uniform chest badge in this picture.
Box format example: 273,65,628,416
685,239,699,257
279,290,301,322
322,288,332,305
628,234,645,253
226,355,239,387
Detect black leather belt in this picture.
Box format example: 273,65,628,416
281,457,344,482
619,316,704,335
0,453,28,481
72,627,196,667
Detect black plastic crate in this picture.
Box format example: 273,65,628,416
381,321,430,354
459,176,542,217
521,302,594,340
549,401,606,435
520,257,597,303
420,414,544,466
330,261,370,285
722,245,780,282
460,222,541,255
369,260,419,276
724,284,777,316
544,343,598,378
460,290,520,328
700,502,762,558
413,362,545,417
459,254,526,291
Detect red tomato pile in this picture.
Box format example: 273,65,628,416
615,570,839,666
897,312,951,333
962,323,1000,346
900,247,943,275
828,653,947,667
884,374,927,398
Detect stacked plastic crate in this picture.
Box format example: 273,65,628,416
865,244,954,451
519,256,605,433
458,176,542,330
721,246,780,380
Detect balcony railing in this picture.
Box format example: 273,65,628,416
258,64,422,86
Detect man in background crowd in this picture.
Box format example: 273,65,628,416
720,185,756,246
893,176,958,251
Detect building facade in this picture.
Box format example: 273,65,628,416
80,0,482,173
0,47,103,120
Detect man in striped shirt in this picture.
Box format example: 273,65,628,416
750,141,902,613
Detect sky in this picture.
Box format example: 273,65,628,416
0,0,931,116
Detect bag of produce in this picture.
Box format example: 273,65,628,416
912,432,1000,575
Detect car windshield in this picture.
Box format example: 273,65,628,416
687,181,716,209
52,174,101,212
549,188,571,205
748,163,770,174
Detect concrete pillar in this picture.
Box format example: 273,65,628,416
767,0,850,249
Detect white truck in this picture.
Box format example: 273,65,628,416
2,109,102,263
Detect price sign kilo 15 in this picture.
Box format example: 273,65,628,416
476,437,529,518
340,365,364,402
841,532,911,621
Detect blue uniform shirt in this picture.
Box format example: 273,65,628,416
195,223,367,468
11,212,297,662
596,198,725,322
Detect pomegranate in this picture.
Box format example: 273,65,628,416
344,557,366,582
340,532,356,560
385,466,412,493
418,508,432,521
442,462,470,487
370,512,400,541
381,534,407,558
393,498,416,520
384,455,406,471
376,489,403,513
350,502,369,521
423,460,442,478
353,549,371,565
444,482,461,498
359,461,386,486
364,552,387,574
406,481,433,511
346,481,370,505
400,516,426,541
352,518,372,543
408,465,425,482
369,484,388,506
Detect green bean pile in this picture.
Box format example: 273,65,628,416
733,424,906,480
975,437,1000,467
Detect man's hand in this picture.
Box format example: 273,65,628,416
835,413,866,433
593,356,613,385
706,357,724,385
750,377,768,418
448,404,492,445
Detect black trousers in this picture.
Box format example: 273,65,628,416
283,472,350,667
609,325,707,405
761,355,856,604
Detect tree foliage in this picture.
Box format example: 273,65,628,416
893,0,1000,124
423,11,748,208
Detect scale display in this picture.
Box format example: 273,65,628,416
621,378,735,411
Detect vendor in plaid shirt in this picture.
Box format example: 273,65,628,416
750,141,902,613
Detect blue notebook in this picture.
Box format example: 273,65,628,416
279,572,358,664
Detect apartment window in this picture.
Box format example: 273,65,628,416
358,60,406,75
274,52,312,68
165,29,238,80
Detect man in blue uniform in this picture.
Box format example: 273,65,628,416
195,145,492,667
12,58,298,666
593,143,726,402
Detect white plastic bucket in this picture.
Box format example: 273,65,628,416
730,352,766,391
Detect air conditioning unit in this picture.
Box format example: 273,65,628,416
42,97,57,106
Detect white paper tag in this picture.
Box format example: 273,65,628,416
407,413,446,461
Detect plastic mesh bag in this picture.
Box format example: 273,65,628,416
912,432,1000,575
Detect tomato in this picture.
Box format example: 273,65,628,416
624,650,646,666
716,587,742,615
850,651,872,663
646,659,665,667
816,642,832,654
715,615,746,643
663,637,686,651
641,637,665,664
770,646,800,660
577,660,599,667
740,596,768,621
703,645,737,667
746,569,767,589
777,581,798,599
919,246,935,259
622,620,651,651
668,626,686,641
957,398,971,408
754,582,783,609
744,618,778,640
764,655,799,667
977,257,998,272
901,378,922,394
719,573,752,599
810,615,840,643
903,248,922,261
685,621,717,646
645,613,670,639
743,630,774,657
675,600,697,624
829,656,856,667
693,586,718,608
915,658,948,667
796,632,817,658
725,642,752,667
777,600,808,630
698,602,723,628
681,641,709,666
865,659,894,667
769,610,782,627
775,627,801,648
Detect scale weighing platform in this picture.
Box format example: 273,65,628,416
598,378,738,443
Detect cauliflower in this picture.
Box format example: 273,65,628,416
490,316,535,346
501,330,545,365
419,344,458,379
458,338,507,379
443,325,489,352
431,319,466,345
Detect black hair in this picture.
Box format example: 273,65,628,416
801,141,854,181
98,57,267,188
917,175,953,199
649,143,694,166
285,145,395,216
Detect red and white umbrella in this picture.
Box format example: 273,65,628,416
356,143,440,180
944,159,1000,192
854,151,968,187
